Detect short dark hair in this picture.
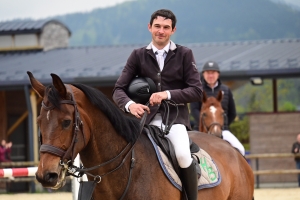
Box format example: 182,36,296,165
149,9,177,29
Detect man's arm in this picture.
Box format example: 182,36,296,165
112,50,138,111
112,49,150,118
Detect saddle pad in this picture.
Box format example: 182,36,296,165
147,132,221,191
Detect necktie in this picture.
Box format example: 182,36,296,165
156,50,165,71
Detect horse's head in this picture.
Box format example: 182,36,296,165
27,72,89,189
199,91,225,137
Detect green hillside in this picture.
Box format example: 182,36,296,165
55,0,300,46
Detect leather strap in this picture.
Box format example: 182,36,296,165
40,144,66,157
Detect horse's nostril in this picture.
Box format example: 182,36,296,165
45,172,58,183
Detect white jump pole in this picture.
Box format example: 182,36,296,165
0,160,86,199
0,167,37,178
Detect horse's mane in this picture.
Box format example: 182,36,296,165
45,84,141,143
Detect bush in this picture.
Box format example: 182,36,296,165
229,116,250,150
280,101,296,112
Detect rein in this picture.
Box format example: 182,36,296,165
73,105,148,176
71,111,148,200
74,100,177,175
70,100,177,199
40,86,177,199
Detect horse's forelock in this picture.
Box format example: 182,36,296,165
209,97,221,105
46,85,62,109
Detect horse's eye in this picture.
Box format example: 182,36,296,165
62,120,71,129
202,113,207,117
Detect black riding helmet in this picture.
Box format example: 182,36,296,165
126,77,156,104
202,61,220,73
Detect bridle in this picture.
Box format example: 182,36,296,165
200,112,226,136
39,85,85,168
39,84,146,200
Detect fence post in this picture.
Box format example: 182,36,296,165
256,158,259,188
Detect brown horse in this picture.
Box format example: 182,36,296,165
199,91,225,137
28,72,254,200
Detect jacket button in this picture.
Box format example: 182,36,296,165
157,73,160,76
158,83,161,86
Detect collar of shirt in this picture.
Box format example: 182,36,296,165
151,41,170,55
214,81,219,88
206,81,219,89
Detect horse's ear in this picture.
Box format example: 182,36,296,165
202,91,207,103
51,73,67,98
27,71,45,98
217,90,223,102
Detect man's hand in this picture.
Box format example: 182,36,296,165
149,91,168,106
129,103,150,119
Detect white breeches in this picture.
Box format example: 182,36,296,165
150,113,193,168
222,130,245,156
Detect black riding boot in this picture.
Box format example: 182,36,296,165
181,161,198,200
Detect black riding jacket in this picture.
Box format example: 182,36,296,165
190,78,236,131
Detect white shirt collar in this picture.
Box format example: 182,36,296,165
209,81,219,88
151,42,170,54
146,40,176,51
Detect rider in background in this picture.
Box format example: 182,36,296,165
190,61,245,156
113,9,202,200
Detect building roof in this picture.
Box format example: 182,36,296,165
0,19,71,35
0,38,299,90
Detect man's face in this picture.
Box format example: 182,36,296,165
148,16,176,48
203,70,219,85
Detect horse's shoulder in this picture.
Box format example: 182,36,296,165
188,131,218,141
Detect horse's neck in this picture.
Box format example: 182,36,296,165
79,113,129,170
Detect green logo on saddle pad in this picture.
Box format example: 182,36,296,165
200,157,217,181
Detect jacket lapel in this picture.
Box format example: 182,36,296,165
164,41,177,66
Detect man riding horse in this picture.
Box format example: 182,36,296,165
112,9,203,200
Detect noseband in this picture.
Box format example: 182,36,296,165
39,85,85,167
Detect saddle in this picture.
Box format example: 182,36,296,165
143,124,201,177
